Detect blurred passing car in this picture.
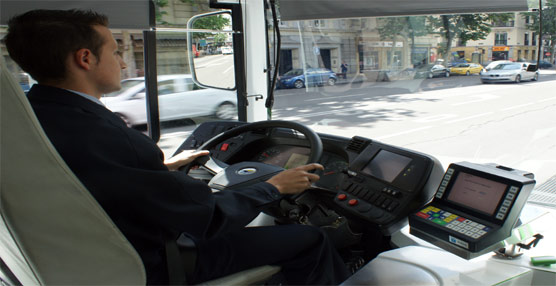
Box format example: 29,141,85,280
538,60,553,69
414,64,450,79
278,68,338,89
449,63,483,75
480,62,539,84
221,46,233,55
480,60,512,75
102,75,237,126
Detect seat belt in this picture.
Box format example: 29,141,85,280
165,234,198,285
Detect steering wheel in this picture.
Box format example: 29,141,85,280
183,120,323,191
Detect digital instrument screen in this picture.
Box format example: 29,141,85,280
361,150,412,183
256,146,309,168
284,153,309,169
446,172,507,216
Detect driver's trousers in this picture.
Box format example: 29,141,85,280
188,224,350,285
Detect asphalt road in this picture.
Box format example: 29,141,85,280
158,70,556,184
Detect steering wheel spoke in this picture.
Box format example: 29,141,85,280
197,155,229,175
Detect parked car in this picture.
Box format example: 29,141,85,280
538,60,553,69
414,64,450,79
278,68,338,89
221,46,233,55
449,63,483,75
102,74,237,126
480,62,539,84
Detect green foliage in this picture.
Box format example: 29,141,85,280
377,16,429,41
378,16,430,67
191,15,231,42
521,0,556,36
521,0,556,61
425,13,510,61
192,15,230,30
213,33,227,44
154,0,169,25
428,14,498,45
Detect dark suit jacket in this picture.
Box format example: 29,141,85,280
27,85,282,284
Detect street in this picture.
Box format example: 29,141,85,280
159,71,556,185
193,54,235,88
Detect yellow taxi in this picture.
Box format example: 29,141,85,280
449,63,484,75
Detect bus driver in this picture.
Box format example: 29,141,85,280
4,9,350,285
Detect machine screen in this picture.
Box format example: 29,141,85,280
446,172,507,216
361,150,412,183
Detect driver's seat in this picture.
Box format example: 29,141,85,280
0,59,279,285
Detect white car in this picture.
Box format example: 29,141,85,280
102,74,237,126
480,62,539,84
221,46,233,55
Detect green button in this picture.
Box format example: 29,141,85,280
433,219,447,225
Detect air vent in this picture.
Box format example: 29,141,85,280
346,136,370,153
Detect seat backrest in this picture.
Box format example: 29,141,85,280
0,60,146,285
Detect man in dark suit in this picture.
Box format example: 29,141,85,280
4,9,349,285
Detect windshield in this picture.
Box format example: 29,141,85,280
270,6,556,188
493,63,522,70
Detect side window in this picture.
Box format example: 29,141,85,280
158,80,176,96
184,78,198,91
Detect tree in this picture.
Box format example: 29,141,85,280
426,13,513,64
191,15,231,45
154,0,169,25
521,0,556,64
377,16,429,67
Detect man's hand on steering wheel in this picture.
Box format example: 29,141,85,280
165,150,210,171
266,163,324,194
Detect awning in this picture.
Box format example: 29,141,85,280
1,0,152,29
279,0,530,21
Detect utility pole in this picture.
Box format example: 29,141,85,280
537,0,543,67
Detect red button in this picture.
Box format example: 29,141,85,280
337,194,347,201
416,212,430,219
348,199,358,206
220,143,229,151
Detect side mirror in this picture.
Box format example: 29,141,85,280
187,11,235,90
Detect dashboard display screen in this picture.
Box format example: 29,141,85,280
446,172,507,216
361,150,411,183
256,146,309,168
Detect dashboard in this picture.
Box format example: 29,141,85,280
175,120,444,235
253,145,349,192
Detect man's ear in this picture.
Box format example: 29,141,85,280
73,48,95,70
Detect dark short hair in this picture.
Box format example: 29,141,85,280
4,9,108,83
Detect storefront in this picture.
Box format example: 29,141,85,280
492,46,510,61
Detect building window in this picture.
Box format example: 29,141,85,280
532,32,537,46
525,16,530,24
495,32,508,46
524,33,529,46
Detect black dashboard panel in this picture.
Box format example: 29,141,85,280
175,121,444,234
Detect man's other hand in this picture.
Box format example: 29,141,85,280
266,163,324,194
165,150,210,171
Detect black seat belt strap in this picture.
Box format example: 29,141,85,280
165,238,188,285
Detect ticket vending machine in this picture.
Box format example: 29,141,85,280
408,162,536,259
